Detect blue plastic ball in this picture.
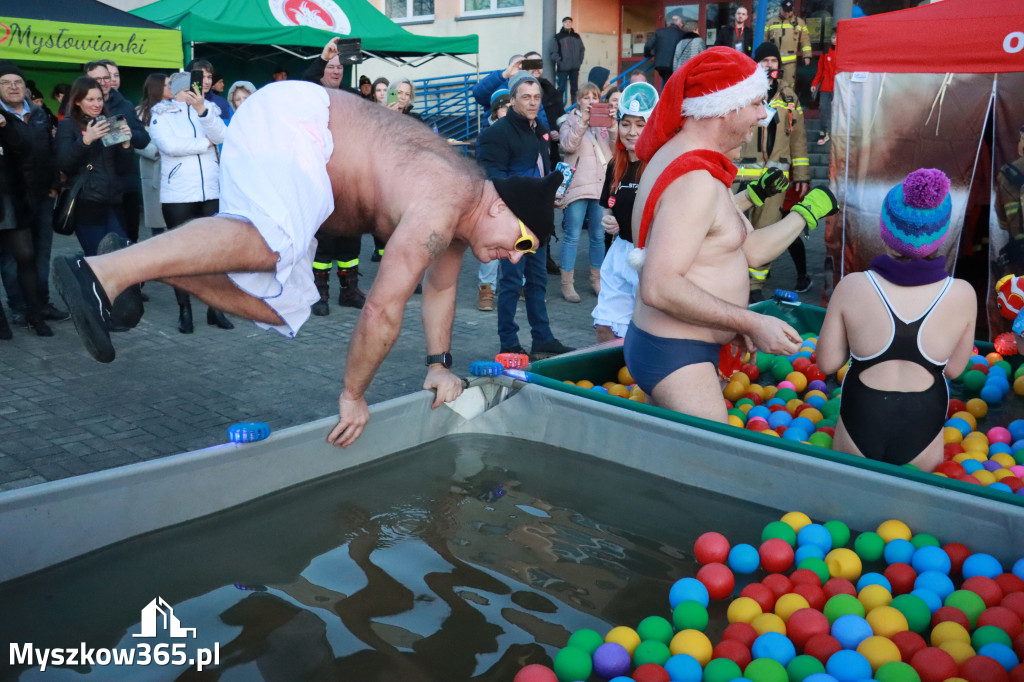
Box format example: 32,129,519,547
796,544,827,564
768,410,794,429
910,588,943,613
989,442,1013,456
1014,557,1024,581
831,614,873,650
752,632,797,666
767,398,787,407
748,405,772,421
798,524,834,553
962,459,984,474
783,428,810,442
962,553,1003,579
1008,419,1024,443
790,416,816,433
944,417,972,437
806,394,827,409
825,650,873,681
803,675,840,682
977,642,1019,671
663,653,703,682
669,577,710,609
911,545,951,575
883,539,916,566
990,482,1014,493
914,571,955,600
856,572,891,593
970,354,988,366
729,543,761,574
981,384,1004,403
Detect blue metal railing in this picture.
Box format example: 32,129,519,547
413,71,481,146
564,59,654,113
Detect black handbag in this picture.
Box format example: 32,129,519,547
52,164,92,236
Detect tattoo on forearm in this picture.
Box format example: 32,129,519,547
425,232,448,260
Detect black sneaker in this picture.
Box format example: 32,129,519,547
41,303,71,321
97,233,144,329
530,338,575,361
52,256,116,363
27,315,53,337
794,275,812,293
499,345,528,355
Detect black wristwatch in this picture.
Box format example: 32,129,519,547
425,352,453,369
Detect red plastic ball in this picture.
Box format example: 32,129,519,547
632,663,672,682
1010,662,1024,682
695,532,731,565
995,331,1020,356
791,568,824,587
944,442,965,459
743,391,763,405
769,404,790,413
740,582,777,613
794,583,827,612
723,622,759,648
963,576,1004,608
944,543,973,575
759,539,795,573
1004,477,1024,492
792,357,812,373
959,654,1010,682
1015,632,1024,661
763,573,795,599
1004,593,1024,620
973,364,990,375
885,562,919,596
947,399,967,418
697,562,736,600
910,646,959,682
960,474,985,485
997,574,1024,596
978,606,1024,639
775,425,789,437
741,363,760,381
892,630,928,663
935,461,967,477
513,664,558,682
747,419,771,432
816,426,836,438
805,365,826,382
712,639,752,669
931,605,971,630
787,607,831,648
823,577,858,599
804,633,842,663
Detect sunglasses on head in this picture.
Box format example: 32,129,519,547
515,220,537,254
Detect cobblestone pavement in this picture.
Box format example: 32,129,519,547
0,168,829,491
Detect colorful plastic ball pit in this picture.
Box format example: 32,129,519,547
700,657,743,682
963,553,1004,579
760,538,796,573
831,613,874,649
636,615,674,645
751,631,797,666
786,654,827,682
858,634,903,670
854,532,886,562
884,562,919,596
826,649,873,681
909,646,959,682
668,629,713,665
874,660,922,682
744,656,789,682
890,593,933,633
788,608,832,647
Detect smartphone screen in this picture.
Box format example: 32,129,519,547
387,89,398,105
589,103,613,128
520,58,544,71
189,70,204,96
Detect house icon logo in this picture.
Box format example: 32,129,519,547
132,597,196,639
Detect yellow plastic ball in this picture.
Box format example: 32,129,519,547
837,363,849,383
669,629,713,665
858,584,893,613
629,393,646,403
762,430,780,438
825,548,863,581
786,398,804,414
865,605,907,637
960,450,989,462
991,452,1016,468
727,597,763,624
750,613,787,636
930,621,970,648
857,635,902,672
781,511,813,533
995,468,1016,480
1014,375,1024,396
618,365,634,386
746,383,766,399
962,432,989,451
602,381,616,390
965,398,989,420
730,370,751,388
876,520,912,543
943,427,964,444
986,351,1003,366
728,415,746,428
775,593,811,622
973,470,997,486
563,380,576,385
786,372,809,392
805,390,827,401
738,403,753,414
938,640,976,666
630,386,645,400
576,379,594,389
799,408,824,425
763,385,778,400
605,625,642,654
608,384,630,398
952,410,978,430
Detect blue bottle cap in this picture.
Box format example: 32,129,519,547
773,289,799,302
227,421,271,443
469,360,505,376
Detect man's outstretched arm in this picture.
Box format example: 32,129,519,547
421,238,469,407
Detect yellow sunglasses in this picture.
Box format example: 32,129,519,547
515,220,538,254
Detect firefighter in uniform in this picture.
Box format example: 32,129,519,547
735,42,812,300
765,0,812,89
311,233,367,316
996,125,1024,269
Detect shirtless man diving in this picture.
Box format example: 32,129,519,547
623,48,839,421
53,81,562,448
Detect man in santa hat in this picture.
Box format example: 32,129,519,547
623,47,838,422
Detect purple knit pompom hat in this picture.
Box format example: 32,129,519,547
879,168,952,259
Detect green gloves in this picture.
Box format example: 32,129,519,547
747,168,790,207
792,187,840,230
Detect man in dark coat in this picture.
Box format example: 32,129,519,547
644,13,684,89
714,6,754,57
549,17,585,106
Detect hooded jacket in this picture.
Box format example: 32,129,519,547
148,99,227,204
0,99,56,198
550,29,585,72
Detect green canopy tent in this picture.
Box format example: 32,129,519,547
132,0,478,73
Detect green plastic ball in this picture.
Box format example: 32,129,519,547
798,556,830,585
823,520,851,549
1015,449,1024,466
744,657,788,682
566,628,604,655
672,600,709,632
874,660,922,682
808,432,834,449
772,357,794,382
637,615,674,645
910,533,939,549
703,657,743,682
944,589,986,629
632,639,672,667
775,387,798,402
820,400,842,418
553,645,592,682
823,593,865,624
830,386,843,399
903,463,920,471
994,360,1012,375
786,654,826,682
971,624,1013,650
737,398,755,408
756,352,776,372
762,520,798,546
854,531,886,562
961,369,987,392
728,408,748,423
890,594,931,634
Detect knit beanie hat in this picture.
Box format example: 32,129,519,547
753,41,781,65
492,172,562,243
508,72,539,97
880,168,952,259
635,47,767,162
0,62,24,80
169,72,191,97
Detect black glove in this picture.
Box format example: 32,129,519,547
792,187,840,231
747,168,790,207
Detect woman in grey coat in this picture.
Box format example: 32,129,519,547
135,74,169,239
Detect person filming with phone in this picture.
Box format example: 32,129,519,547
55,76,133,257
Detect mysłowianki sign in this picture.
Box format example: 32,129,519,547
0,17,182,68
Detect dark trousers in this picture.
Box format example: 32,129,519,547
314,232,361,268
75,204,126,257
555,70,580,107
121,190,141,243
655,66,673,91
1,195,55,309
161,199,220,230
497,245,554,350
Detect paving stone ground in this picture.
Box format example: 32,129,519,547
0,142,830,491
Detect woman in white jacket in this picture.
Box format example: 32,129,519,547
149,71,232,334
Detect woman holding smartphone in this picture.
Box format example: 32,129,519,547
55,76,133,258
558,81,613,302
148,71,232,334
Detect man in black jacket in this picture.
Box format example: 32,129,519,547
549,17,585,107
476,73,575,361
714,6,754,57
84,61,150,243
644,13,684,90
0,62,66,325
